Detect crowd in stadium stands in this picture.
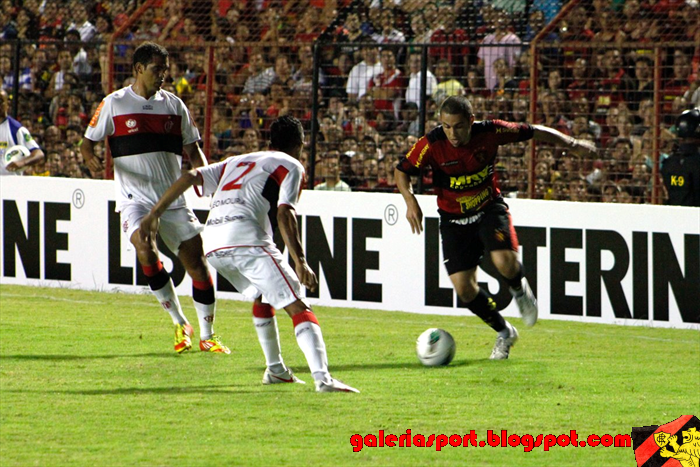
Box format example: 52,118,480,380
1,0,698,203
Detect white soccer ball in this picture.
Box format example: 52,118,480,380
3,145,31,172
416,328,456,366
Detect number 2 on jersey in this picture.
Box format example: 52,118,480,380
222,161,256,190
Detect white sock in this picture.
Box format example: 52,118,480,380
152,279,187,325
498,321,514,339
253,316,286,373
193,301,215,340
294,321,330,383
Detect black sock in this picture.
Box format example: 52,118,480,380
146,268,169,291
504,262,524,291
465,289,506,333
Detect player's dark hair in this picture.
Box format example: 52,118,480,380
440,96,474,119
133,42,169,70
269,116,304,154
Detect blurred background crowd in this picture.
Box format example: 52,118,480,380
1,0,698,203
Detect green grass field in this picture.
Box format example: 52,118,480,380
1,284,698,467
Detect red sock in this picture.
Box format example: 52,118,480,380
253,303,275,318
292,309,319,327
141,261,163,277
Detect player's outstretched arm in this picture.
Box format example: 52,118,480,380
395,168,424,234
80,138,103,174
278,204,318,292
531,124,598,159
184,141,208,169
140,170,202,242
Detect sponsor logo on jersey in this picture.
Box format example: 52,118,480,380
413,143,430,168
449,166,489,190
142,105,153,110
440,160,459,167
456,187,492,213
211,197,245,208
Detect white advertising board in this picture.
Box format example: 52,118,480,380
1,177,698,329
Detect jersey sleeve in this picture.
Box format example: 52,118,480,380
196,160,227,197
84,98,113,142
16,127,40,152
177,98,201,145
488,119,534,144
396,135,431,175
277,160,304,209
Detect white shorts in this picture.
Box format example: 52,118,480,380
206,246,303,310
120,204,203,255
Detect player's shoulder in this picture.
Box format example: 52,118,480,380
158,88,183,103
473,119,524,134
107,86,130,102
426,126,447,144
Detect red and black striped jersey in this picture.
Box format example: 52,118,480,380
397,120,534,217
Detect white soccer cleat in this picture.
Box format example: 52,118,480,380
490,324,519,360
315,378,360,393
262,367,306,385
511,277,538,327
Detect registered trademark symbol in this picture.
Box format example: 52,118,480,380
72,189,85,209
384,204,398,225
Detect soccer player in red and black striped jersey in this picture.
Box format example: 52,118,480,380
81,42,229,354
395,96,596,359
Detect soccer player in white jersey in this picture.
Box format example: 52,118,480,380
0,89,45,176
80,42,229,354
140,116,360,393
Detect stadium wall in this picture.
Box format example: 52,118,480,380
1,177,698,330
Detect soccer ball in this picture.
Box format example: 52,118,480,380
3,145,31,172
416,328,456,366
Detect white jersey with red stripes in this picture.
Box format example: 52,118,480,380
84,85,200,211
196,151,305,255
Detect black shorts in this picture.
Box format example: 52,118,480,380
439,201,519,275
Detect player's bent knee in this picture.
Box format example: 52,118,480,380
284,299,310,317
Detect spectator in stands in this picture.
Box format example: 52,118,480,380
464,68,489,97
315,149,352,191
430,4,470,76
662,49,692,116
15,7,39,40
371,9,406,44
628,56,654,111
346,45,382,102
395,101,420,136
593,8,626,45
593,48,634,122
293,9,322,44
477,9,521,93
242,51,275,95
64,30,91,81
268,55,294,90
434,59,465,105
336,12,370,60
367,49,404,120
567,58,591,102
407,12,432,55
133,8,161,41
291,45,322,97
405,52,437,110
492,58,518,99
38,0,63,41
67,2,96,42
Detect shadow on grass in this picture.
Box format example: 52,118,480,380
0,352,175,361
258,359,492,373
1,384,292,395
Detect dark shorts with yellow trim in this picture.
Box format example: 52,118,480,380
439,200,519,275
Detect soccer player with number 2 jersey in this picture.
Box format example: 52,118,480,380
141,116,359,393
